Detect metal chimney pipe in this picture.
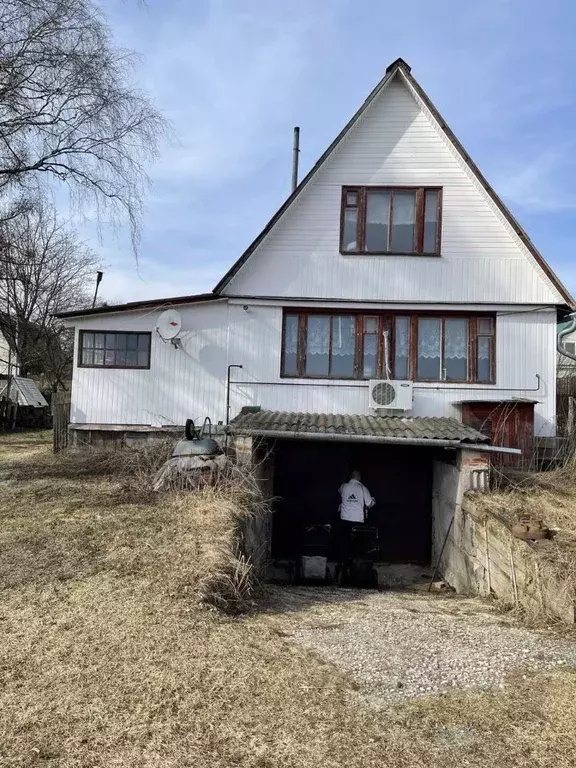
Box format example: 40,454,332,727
92,270,104,309
291,126,300,192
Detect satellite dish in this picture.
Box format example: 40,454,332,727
156,309,182,340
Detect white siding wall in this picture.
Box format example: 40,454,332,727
71,302,230,426
71,303,557,438
0,332,11,376
225,79,563,305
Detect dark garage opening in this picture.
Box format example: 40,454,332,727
267,438,436,564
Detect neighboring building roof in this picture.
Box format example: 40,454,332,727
214,58,573,307
0,377,48,407
229,408,489,445
56,292,223,320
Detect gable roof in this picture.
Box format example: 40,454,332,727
215,58,573,308
0,377,48,407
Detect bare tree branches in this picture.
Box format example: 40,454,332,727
0,199,100,388
0,0,166,249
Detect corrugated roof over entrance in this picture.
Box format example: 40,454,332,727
229,409,489,445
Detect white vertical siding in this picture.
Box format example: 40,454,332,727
71,302,230,426
224,79,563,305
71,303,556,437
0,332,12,376
226,305,557,437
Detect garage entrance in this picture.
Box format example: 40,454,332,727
269,438,436,564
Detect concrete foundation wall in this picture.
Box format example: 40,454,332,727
227,434,273,579
432,448,489,584
69,424,184,449
434,463,575,622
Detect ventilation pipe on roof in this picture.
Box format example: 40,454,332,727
291,126,300,192
558,311,576,361
92,270,103,309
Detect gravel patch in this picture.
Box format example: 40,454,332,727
284,587,576,708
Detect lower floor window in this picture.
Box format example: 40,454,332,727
79,331,151,369
417,317,469,381
282,312,494,383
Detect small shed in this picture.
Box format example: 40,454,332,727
0,377,50,429
457,399,536,466
0,377,49,408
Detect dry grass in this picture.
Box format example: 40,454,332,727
474,463,576,590
1,431,576,766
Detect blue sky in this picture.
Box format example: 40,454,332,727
84,0,576,303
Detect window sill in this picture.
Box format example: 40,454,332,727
280,374,362,381
339,250,442,258
280,374,495,385
78,364,151,371
415,380,495,386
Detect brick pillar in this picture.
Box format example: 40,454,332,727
459,449,490,492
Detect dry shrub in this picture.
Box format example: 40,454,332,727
169,470,269,615
3,433,576,766
2,433,269,614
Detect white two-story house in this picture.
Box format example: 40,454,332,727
59,59,573,567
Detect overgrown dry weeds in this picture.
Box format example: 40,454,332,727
1,432,576,766
474,463,576,592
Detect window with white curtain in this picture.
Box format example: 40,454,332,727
444,318,468,381
418,318,442,380
477,317,494,383
394,316,410,380
303,315,355,377
418,317,470,381
282,312,495,383
283,315,299,375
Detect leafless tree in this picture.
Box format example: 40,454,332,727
0,200,100,389
0,0,166,249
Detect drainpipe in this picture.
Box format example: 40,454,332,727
558,311,576,361
225,364,243,425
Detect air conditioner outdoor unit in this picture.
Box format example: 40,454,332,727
369,379,413,411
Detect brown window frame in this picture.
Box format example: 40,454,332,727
281,310,495,384
339,186,443,256
78,330,152,370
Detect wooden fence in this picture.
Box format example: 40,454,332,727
52,391,71,453
0,399,18,431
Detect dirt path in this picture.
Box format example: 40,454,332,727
263,586,576,708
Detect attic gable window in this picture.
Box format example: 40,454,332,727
340,186,442,256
